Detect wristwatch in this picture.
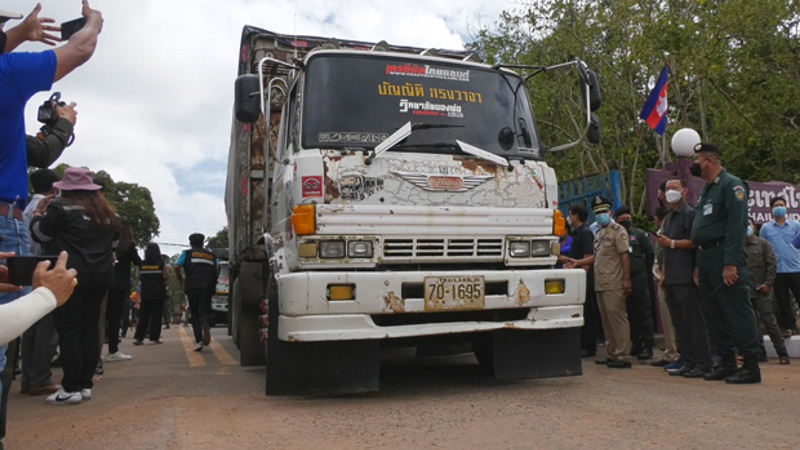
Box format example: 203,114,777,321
670,240,675,249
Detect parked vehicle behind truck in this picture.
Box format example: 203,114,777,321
226,26,602,395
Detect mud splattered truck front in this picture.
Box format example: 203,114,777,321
227,27,602,395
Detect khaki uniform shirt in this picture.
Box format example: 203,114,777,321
594,222,629,291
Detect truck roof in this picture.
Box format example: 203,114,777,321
238,25,480,75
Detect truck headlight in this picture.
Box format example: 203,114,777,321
348,240,373,258
319,240,346,258
530,241,551,257
509,241,531,258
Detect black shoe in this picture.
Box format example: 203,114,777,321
581,349,596,358
650,359,671,367
703,365,739,381
682,367,708,378
607,360,632,369
668,365,695,376
595,358,611,365
95,366,104,376
637,347,654,361
725,367,761,384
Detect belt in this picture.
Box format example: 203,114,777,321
0,203,24,221
698,239,724,251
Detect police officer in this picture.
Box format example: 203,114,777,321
745,218,790,364
587,196,632,368
690,143,762,384
175,233,218,351
614,206,655,360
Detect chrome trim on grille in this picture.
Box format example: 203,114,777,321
383,237,503,260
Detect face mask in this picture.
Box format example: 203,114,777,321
596,213,611,226
746,226,754,238
566,216,573,227
618,219,632,231
665,190,682,204
689,162,703,177
773,206,787,218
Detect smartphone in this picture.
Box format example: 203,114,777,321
61,17,87,40
6,256,59,286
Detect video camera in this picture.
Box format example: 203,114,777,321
36,92,75,146
37,92,67,129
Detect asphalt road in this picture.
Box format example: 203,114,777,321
5,326,799,449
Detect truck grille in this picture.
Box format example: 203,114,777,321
382,238,503,260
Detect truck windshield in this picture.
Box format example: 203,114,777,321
302,53,541,159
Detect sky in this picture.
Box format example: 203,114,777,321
5,0,519,255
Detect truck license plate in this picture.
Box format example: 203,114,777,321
424,276,486,311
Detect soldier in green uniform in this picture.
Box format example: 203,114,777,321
690,143,762,384
614,206,655,360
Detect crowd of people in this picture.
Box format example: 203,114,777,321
0,3,220,448
560,143,797,384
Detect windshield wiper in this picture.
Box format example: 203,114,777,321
456,140,509,167
365,122,465,165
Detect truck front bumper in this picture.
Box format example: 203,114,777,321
276,268,585,342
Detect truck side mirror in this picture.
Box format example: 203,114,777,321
587,113,601,144
234,74,261,124
587,70,602,112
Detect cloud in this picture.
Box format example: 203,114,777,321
6,0,512,255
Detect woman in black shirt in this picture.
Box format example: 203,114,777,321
30,167,119,405
133,243,168,345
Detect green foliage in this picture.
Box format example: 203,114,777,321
206,226,228,249
470,0,800,214
52,164,160,247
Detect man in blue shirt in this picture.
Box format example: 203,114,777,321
0,1,103,444
758,196,800,337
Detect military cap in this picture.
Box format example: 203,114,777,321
592,196,612,212
693,142,721,156
614,206,631,217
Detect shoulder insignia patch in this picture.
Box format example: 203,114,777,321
733,185,746,201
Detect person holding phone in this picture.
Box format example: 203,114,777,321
0,251,77,346
30,167,119,405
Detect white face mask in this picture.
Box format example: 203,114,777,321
665,189,682,204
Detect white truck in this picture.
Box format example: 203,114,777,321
227,26,602,395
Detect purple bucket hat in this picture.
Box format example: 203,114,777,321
53,167,102,191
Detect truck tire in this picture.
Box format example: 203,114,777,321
238,261,266,366
265,272,380,396
471,328,582,379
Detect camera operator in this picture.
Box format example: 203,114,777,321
1,7,78,168
27,95,77,168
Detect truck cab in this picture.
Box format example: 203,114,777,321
228,27,601,395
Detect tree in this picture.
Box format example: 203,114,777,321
206,226,228,249
470,0,800,214
52,164,160,246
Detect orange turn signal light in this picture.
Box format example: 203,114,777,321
291,204,316,235
553,209,567,237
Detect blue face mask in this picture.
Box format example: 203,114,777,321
773,206,787,218
746,226,754,238
596,213,611,226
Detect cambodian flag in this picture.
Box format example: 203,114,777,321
639,65,669,135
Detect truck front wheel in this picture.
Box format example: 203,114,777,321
265,273,380,396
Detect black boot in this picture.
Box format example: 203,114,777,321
725,356,761,384
703,354,738,381
637,346,654,361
